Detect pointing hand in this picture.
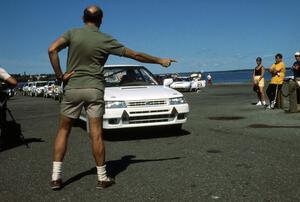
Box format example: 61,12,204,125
161,59,177,68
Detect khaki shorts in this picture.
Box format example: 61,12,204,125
254,76,265,87
60,89,104,119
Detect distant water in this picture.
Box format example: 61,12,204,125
179,68,294,84
16,68,294,87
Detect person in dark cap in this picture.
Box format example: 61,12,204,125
288,52,300,112
48,5,176,190
252,57,266,106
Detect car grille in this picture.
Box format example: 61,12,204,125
126,99,167,107
125,114,175,124
129,109,169,114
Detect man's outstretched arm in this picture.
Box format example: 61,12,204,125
123,48,177,68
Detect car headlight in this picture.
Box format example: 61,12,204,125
169,97,186,105
105,101,127,109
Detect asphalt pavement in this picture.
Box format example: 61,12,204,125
1,84,300,202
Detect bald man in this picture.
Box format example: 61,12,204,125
48,5,176,190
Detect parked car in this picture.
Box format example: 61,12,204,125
22,83,29,95
170,77,192,92
79,65,189,130
31,81,47,97
1,82,16,98
52,82,63,102
43,80,56,98
190,78,206,91
22,81,34,96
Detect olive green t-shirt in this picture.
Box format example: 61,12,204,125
62,24,126,90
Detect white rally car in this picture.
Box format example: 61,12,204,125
80,65,189,130
170,77,192,92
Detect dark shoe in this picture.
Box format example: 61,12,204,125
96,177,115,189
51,179,63,190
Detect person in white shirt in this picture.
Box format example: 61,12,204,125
207,73,212,85
0,67,17,87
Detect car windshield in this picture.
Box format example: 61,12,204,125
104,66,158,87
36,82,47,87
48,81,55,85
174,77,190,82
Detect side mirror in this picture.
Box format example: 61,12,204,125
163,78,173,87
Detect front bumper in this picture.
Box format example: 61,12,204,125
80,104,189,129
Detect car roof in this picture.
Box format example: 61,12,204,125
104,64,144,68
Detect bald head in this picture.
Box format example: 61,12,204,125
83,5,103,27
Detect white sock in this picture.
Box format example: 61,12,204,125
52,161,62,181
96,165,110,181
262,101,266,105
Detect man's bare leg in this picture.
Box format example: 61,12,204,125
88,117,105,166
51,115,73,189
53,115,73,162
88,116,115,188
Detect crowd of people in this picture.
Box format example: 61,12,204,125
252,52,300,110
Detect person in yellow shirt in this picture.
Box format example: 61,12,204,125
266,53,286,109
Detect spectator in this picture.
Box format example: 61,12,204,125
0,67,17,126
0,67,17,87
207,73,212,85
266,53,286,109
252,57,266,106
288,52,300,112
198,72,202,80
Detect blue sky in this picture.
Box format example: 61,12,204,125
0,0,299,74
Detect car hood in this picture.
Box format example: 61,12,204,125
173,81,190,83
170,81,191,87
105,86,183,101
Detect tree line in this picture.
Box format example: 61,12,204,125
11,74,56,82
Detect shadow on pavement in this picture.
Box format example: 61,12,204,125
62,155,181,188
103,127,190,141
73,120,190,141
248,124,300,128
0,120,44,152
